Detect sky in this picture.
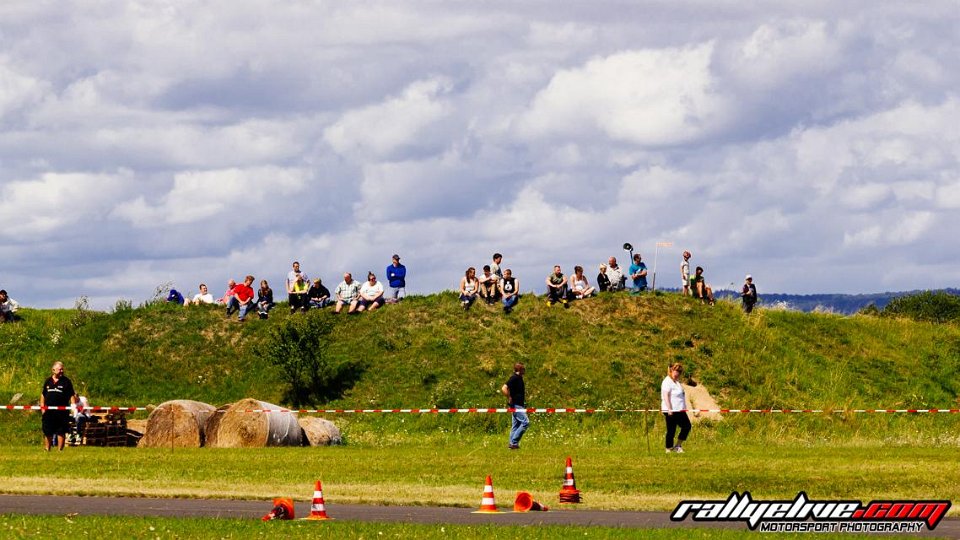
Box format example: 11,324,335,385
1,1,958,310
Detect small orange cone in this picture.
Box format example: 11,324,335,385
261,497,295,521
559,457,582,504
514,491,549,512
472,475,500,513
304,480,334,520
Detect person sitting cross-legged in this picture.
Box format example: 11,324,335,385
569,265,596,299
257,279,275,319
357,272,385,313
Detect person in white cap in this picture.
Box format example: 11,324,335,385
741,274,758,313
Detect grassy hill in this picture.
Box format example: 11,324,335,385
3,292,959,445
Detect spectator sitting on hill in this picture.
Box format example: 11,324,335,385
257,279,275,319
569,265,596,299
190,283,215,305
385,254,406,303
545,265,570,308
499,268,520,314
0,290,20,323
606,257,625,291
288,273,310,313
689,266,715,305
459,267,479,310
597,264,611,292
358,272,385,313
478,265,500,305
225,275,257,322
166,289,185,305
308,278,331,309
334,273,361,314
218,279,237,305
628,253,648,293
286,261,309,313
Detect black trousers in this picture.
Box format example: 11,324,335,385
664,412,691,448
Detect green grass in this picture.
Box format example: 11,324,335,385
1,514,918,540
2,436,958,512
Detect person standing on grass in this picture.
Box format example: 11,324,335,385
680,251,692,296
41,361,79,452
741,274,758,313
385,254,406,302
661,362,691,453
502,363,528,449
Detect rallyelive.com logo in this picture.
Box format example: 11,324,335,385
671,491,951,533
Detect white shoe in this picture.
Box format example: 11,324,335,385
666,448,673,454
673,445,684,453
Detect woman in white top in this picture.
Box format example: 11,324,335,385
661,362,691,453
459,267,479,310
569,265,596,299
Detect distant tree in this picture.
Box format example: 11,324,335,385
857,303,880,316
258,313,364,407
881,291,960,323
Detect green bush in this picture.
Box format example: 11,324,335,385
258,312,364,407
881,291,960,323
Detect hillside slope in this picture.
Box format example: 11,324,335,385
4,293,959,414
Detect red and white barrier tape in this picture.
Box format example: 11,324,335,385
5,405,960,414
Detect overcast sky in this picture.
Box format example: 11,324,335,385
1,1,958,310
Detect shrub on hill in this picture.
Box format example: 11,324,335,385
879,291,960,323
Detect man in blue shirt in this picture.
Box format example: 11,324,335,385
386,254,406,302
628,253,648,292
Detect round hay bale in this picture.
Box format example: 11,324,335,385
138,400,216,448
298,416,342,446
206,398,302,448
202,403,233,448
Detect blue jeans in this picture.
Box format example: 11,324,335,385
509,408,529,446
226,297,257,320
502,294,519,310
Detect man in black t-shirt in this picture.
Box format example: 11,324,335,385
40,361,79,451
501,363,529,449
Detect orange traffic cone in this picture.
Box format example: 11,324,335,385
304,480,334,520
559,456,582,504
472,475,500,513
514,491,549,512
261,497,295,521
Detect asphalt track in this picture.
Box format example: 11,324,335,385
1,495,958,537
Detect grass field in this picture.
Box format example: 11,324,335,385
2,432,958,512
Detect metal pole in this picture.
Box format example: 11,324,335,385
652,241,673,292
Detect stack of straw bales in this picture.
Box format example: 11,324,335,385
139,397,340,448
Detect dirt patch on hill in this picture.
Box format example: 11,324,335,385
682,382,722,422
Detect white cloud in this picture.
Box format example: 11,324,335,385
111,167,309,227
518,43,730,146
0,171,131,237
324,77,454,160
0,60,47,120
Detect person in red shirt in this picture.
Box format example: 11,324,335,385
226,275,257,322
